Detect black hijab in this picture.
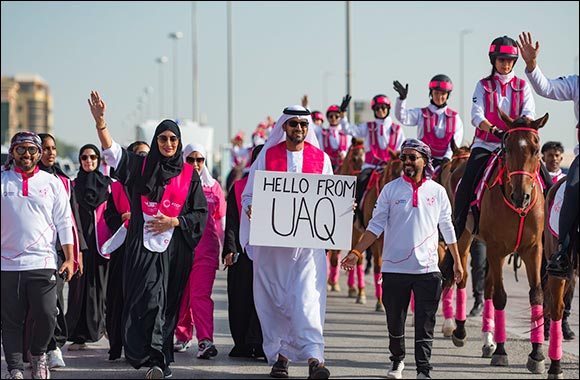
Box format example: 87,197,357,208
137,119,183,202
75,144,112,210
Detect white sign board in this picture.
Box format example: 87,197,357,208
249,170,356,250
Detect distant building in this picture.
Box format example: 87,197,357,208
1,74,53,145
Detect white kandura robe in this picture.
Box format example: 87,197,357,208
240,148,334,365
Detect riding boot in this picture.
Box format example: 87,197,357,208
546,237,571,278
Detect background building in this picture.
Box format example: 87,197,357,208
1,74,53,145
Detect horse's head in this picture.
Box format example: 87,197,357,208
381,149,403,185
498,108,548,209
338,137,365,175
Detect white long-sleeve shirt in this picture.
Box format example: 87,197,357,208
395,100,464,159
471,72,536,152
366,175,456,275
525,66,579,123
1,168,74,271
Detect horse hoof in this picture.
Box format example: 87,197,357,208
526,356,545,374
330,283,341,292
490,353,508,366
482,344,496,358
348,287,357,298
356,295,366,304
451,333,466,347
375,301,385,312
442,318,455,337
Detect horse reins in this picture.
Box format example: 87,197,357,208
491,127,541,253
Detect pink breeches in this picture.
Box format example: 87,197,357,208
174,263,217,342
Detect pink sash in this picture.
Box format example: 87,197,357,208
265,141,324,174
140,161,194,252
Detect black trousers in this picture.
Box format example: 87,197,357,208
381,272,443,374
1,269,57,371
470,238,487,301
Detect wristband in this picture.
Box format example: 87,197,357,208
97,123,107,131
350,249,363,259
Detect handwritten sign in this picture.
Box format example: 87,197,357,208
249,170,356,250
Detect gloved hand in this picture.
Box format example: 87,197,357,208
490,125,506,140
339,94,352,112
393,80,408,100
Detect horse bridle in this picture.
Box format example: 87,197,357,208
495,127,541,253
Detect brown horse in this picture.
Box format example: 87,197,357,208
441,110,548,374
353,150,403,311
434,142,472,336
327,138,365,298
543,176,579,379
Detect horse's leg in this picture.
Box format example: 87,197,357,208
451,230,473,347
438,241,456,337
481,267,497,358
372,236,384,312
328,250,341,292
547,275,566,378
484,247,509,367
520,246,546,374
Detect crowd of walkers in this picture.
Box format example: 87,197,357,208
1,31,578,380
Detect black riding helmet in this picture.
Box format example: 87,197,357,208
488,35,519,65
429,74,453,97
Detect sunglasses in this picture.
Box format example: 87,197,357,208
399,154,422,162
287,120,309,128
81,154,98,161
327,114,340,119
186,157,205,164
14,146,39,155
373,105,389,111
157,135,179,143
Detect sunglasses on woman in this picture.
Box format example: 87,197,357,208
399,154,422,162
81,154,98,161
14,146,39,155
157,135,179,143
186,157,205,164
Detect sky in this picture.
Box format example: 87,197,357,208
2,1,579,158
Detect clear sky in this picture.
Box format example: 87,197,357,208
2,1,579,155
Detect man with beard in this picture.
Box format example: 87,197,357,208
1,132,76,379
239,105,334,379
340,139,463,380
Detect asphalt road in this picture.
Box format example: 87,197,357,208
2,255,578,379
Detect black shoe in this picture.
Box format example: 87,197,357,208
308,361,330,379
468,300,483,317
562,319,576,341
163,366,172,379
545,251,570,278
269,360,289,378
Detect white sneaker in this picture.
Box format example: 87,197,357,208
386,360,404,379
47,347,66,369
173,340,192,353
196,339,218,359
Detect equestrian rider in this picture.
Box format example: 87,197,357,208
394,74,464,174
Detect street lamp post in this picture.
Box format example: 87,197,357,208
156,56,168,118
459,29,473,126
169,31,184,121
